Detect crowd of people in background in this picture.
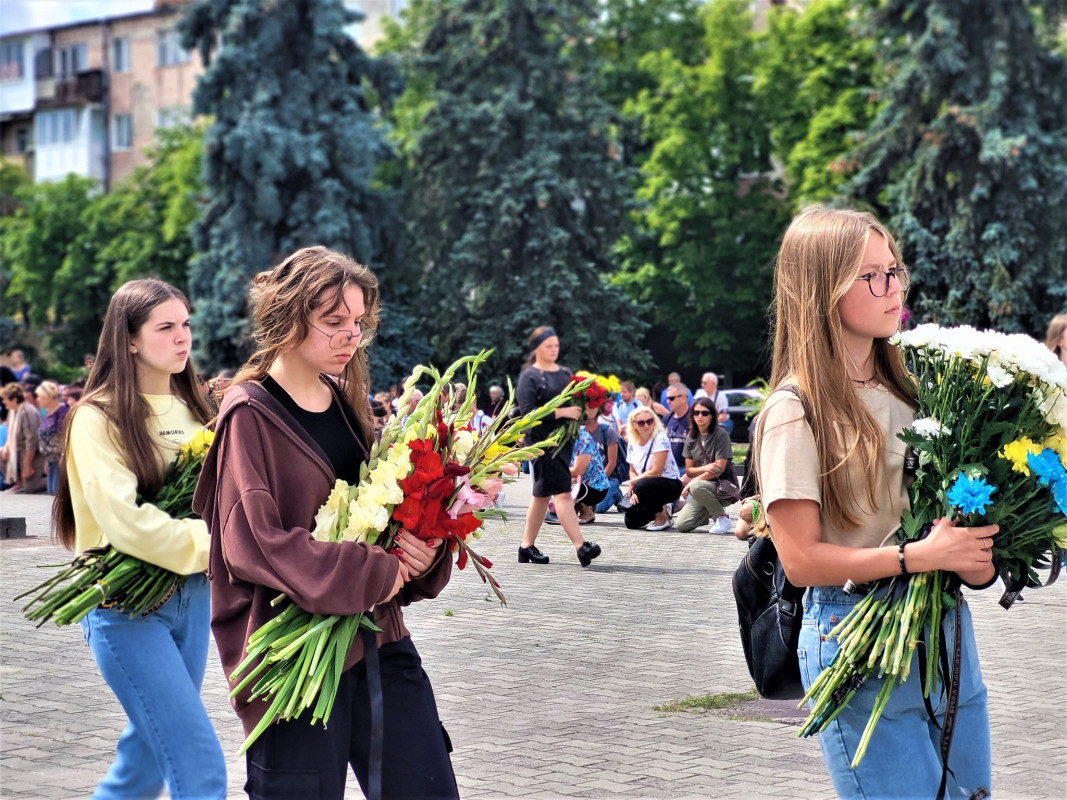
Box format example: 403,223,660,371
4,310,1067,507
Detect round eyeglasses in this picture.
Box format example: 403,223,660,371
855,267,910,297
307,320,372,349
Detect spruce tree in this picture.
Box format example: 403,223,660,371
180,0,409,371
848,0,1067,332
389,0,649,382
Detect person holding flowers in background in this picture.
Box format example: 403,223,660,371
571,405,612,524
623,407,683,530
754,207,999,799
193,247,458,799
516,326,602,566
51,279,226,799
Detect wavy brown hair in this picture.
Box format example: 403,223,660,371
53,280,212,549
233,246,379,440
756,206,916,533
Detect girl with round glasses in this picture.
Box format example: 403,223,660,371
753,207,996,799
195,246,458,799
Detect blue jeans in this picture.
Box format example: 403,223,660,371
595,478,624,513
80,574,226,799
46,460,60,495
799,585,990,800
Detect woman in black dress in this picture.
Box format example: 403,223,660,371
515,326,602,567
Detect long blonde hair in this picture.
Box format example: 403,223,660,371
758,207,916,532
53,280,212,549
1045,313,1067,358
234,246,379,439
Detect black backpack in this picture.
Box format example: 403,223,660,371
731,385,807,700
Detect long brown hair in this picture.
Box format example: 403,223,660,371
53,280,213,549
756,206,916,532
234,246,379,440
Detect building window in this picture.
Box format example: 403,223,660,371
156,30,190,66
156,106,191,129
112,114,133,150
37,109,79,146
1,41,24,81
15,127,31,152
111,37,130,73
56,43,88,76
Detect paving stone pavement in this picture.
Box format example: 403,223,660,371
2,483,1065,799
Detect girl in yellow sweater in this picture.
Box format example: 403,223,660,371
53,279,226,799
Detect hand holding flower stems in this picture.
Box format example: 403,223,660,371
798,325,1067,767
229,350,589,754
16,431,215,626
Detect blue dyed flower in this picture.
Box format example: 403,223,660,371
946,474,997,516
1051,476,1067,517
1027,448,1067,488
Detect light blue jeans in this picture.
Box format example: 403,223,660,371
595,478,625,513
80,573,226,800
46,460,60,495
799,584,990,800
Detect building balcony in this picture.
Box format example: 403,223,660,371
36,69,104,108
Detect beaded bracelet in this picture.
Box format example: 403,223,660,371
898,541,910,575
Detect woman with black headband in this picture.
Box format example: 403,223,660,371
515,326,602,567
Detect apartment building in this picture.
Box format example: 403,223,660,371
0,0,402,190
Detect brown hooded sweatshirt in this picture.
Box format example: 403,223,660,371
193,380,452,736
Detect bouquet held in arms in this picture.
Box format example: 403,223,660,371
554,371,617,452
798,325,1067,767
229,351,588,754
17,431,215,626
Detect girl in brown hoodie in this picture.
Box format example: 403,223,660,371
194,247,458,800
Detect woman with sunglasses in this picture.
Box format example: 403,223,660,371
675,396,735,533
194,247,458,799
622,409,682,530
753,207,996,799
516,326,602,566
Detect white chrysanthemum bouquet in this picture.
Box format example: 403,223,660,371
799,325,1067,766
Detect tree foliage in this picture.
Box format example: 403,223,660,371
755,0,882,207
387,0,649,382
615,0,790,377
180,0,413,372
848,0,1067,331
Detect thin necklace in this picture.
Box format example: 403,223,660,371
148,394,177,416
851,374,877,389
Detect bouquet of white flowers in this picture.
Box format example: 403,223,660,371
799,325,1067,766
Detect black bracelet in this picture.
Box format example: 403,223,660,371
898,541,909,575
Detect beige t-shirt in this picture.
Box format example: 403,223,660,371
756,385,914,548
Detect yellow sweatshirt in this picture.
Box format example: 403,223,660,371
67,394,209,575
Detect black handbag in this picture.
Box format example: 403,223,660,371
732,534,805,699
731,383,809,700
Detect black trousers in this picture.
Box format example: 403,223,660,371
244,636,458,800
624,477,683,529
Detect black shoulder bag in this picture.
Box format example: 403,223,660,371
731,385,808,700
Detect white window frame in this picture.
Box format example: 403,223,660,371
111,37,130,73
36,109,79,146
0,41,24,81
156,30,191,67
56,43,88,76
111,113,133,150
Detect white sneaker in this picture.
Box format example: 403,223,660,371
709,516,733,534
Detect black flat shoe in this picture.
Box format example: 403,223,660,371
518,545,550,564
577,541,602,567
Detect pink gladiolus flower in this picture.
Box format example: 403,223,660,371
449,477,491,519
500,463,520,477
